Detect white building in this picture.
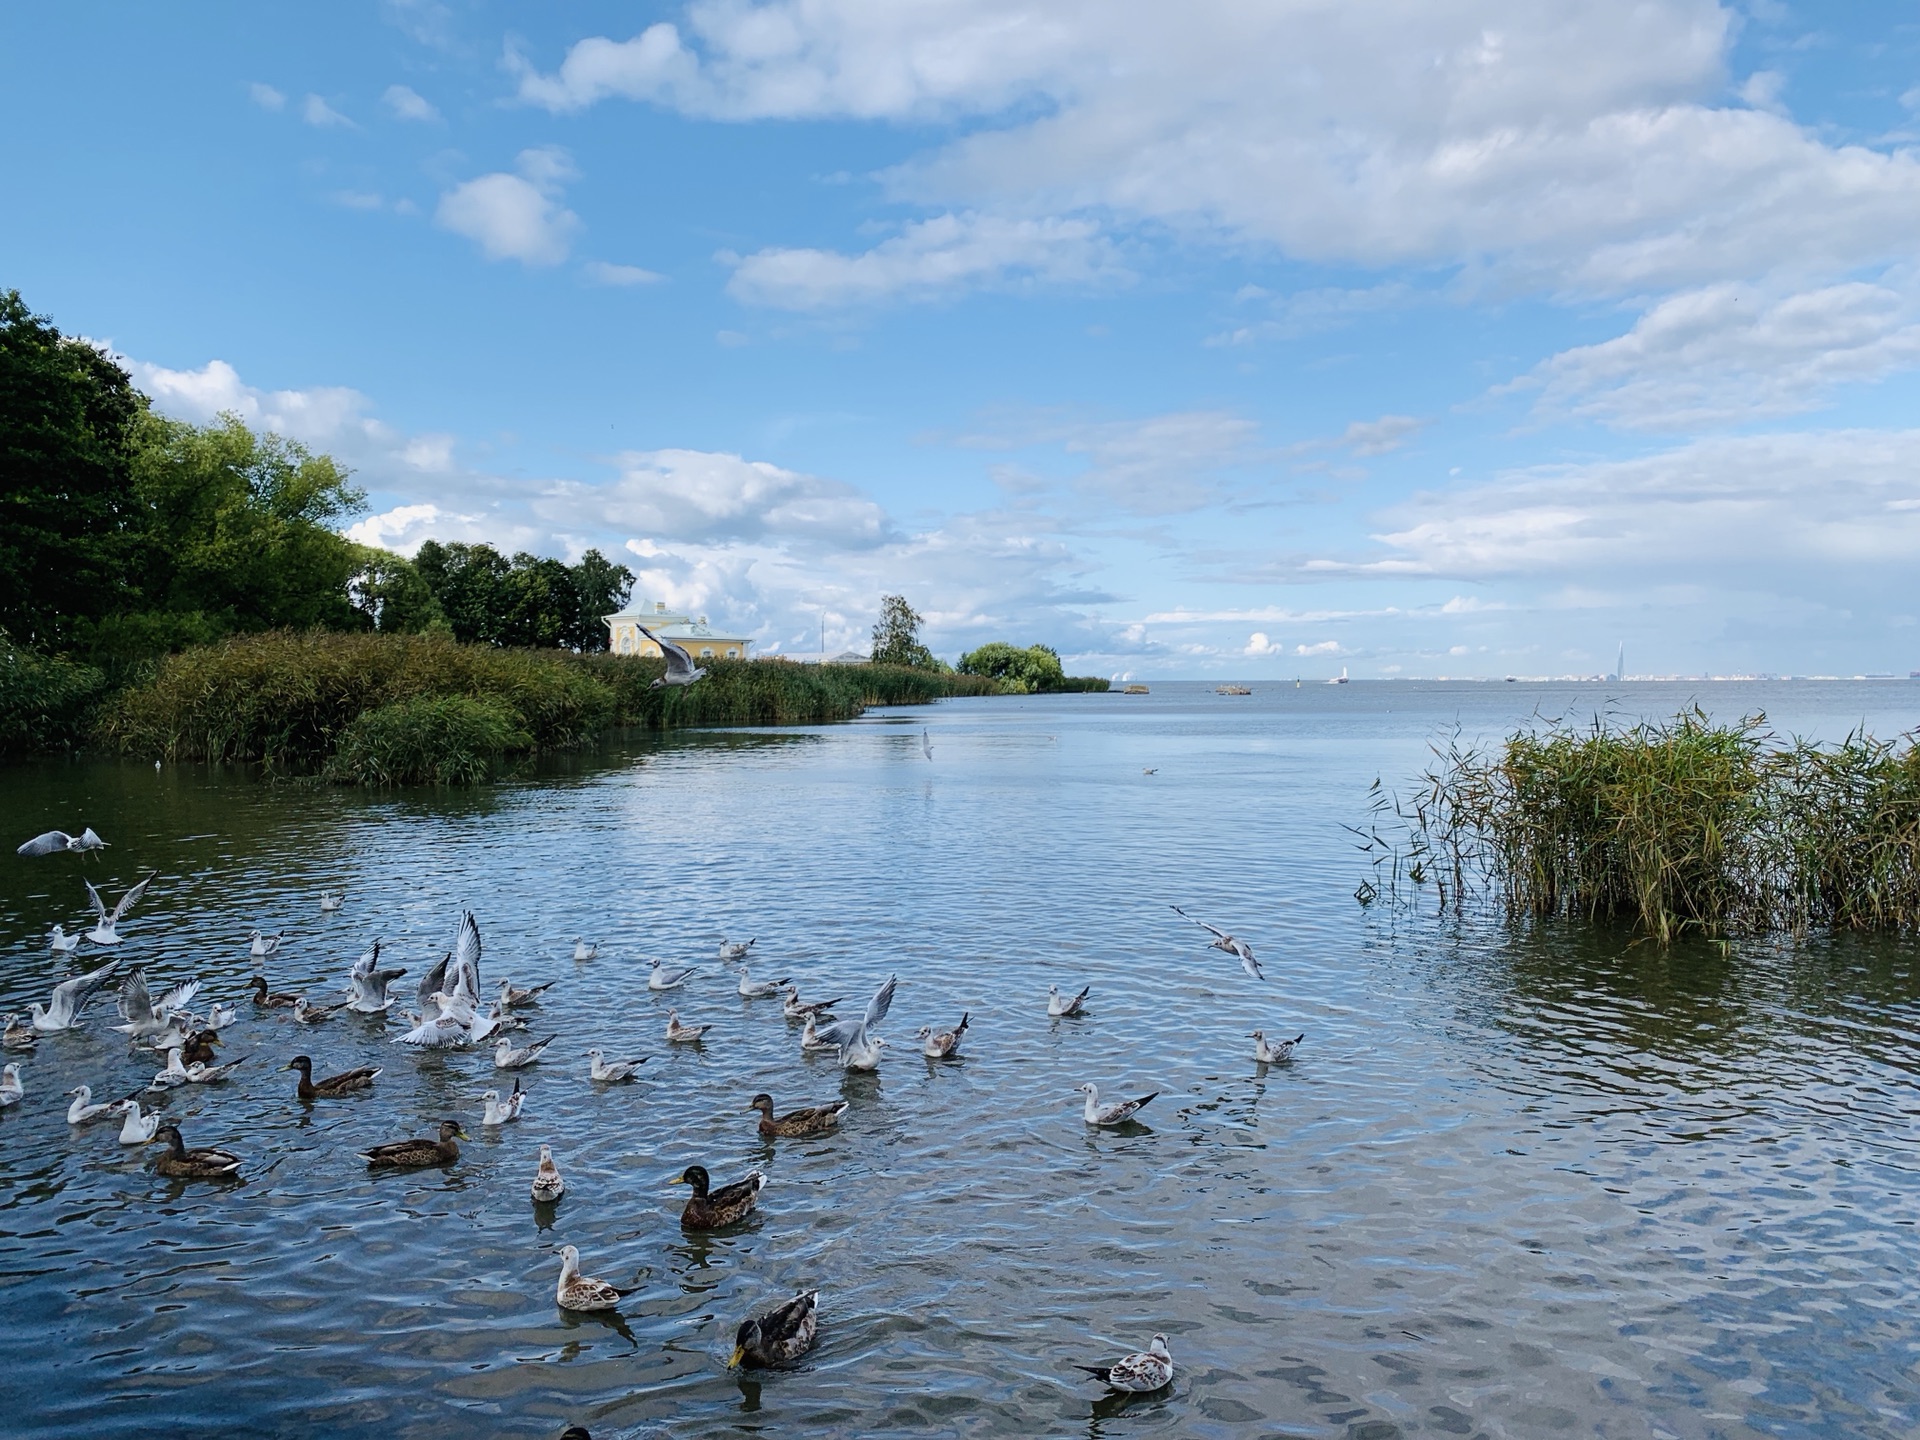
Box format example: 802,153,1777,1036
605,601,753,661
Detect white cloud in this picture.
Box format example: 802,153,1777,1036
1244,631,1282,655
249,82,285,112
724,212,1126,310
382,84,441,122
1295,639,1343,656
583,260,664,287
1341,414,1423,457
302,94,355,128
957,408,1267,516
436,147,581,265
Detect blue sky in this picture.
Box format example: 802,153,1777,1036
6,1,1920,678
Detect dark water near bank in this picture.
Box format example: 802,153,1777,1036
3,680,1920,1439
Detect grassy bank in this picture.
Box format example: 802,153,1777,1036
1360,709,1920,942
90,630,1006,782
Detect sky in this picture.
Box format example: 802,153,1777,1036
5,1,1920,679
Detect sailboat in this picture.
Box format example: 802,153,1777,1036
1327,666,1348,685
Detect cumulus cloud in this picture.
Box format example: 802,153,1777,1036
724,212,1126,309
382,84,440,122
436,147,581,265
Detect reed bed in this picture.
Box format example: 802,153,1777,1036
1357,709,1920,941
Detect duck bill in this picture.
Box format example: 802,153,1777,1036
668,1174,689,1185
727,1345,746,1369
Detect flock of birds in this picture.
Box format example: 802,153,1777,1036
8,817,1301,1420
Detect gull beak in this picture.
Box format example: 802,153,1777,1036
727,1345,746,1369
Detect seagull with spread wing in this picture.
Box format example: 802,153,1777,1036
1170,904,1265,980
84,875,154,945
345,940,409,1013
113,968,202,1040
809,974,897,1071
17,827,108,857
29,959,120,1032
636,623,708,689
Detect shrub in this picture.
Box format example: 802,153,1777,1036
0,630,109,753
323,694,531,785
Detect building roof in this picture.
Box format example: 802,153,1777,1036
605,600,752,646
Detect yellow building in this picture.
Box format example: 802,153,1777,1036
605,601,753,661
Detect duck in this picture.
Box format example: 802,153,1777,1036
586,1049,645,1082
917,1012,969,1059
2,1014,37,1051
1074,1333,1174,1392
554,1244,632,1312
480,1077,526,1125
531,1143,565,1202
493,1034,556,1070
749,1092,848,1139
149,1123,244,1179
292,997,344,1025
571,937,598,962
0,1062,23,1107
67,1084,120,1123
1048,983,1090,1017
782,986,841,1020
736,965,791,999
665,1010,711,1044
673,1163,766,1229
497,977,555,1009
647,959,697,991
249,976,300,1008
1076,1081,1158,1127
249,929,284,958
286,1054,380,1100
114,1098,162,1144
179,1029,221,1066
360,1119,466,1170
1252,1030,1304,1064
730,1290,820,1368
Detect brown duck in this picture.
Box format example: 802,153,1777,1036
249,975,300,1008
181,1028,221,1066
150,1122,243,1179
286,1054,381,1100
360,1119,466,1169
673,1163,766,1228
749,1092,849,1139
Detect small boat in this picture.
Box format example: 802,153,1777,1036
1215,684,1251,696
1327,667,1348,685
1122,684,1150,695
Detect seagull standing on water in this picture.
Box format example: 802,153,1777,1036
586,1049,645,1082
719,937,756,962
810,974,897,1071
480,1078,526,1125
66,1085,120,1124
532,1145,566,1201
648,959,698,991
1075,1081,1158,1127
114,1098,162,1143
250,930,283,958
918,1013,969,1058
17,828,108,857
1170,905,1266,981
30,959,121,1032
636,623,708,689
494,1034,556,1070
84,875,154,946
0,1064,23,1107
319,891,345,912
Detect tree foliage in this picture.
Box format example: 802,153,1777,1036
957,641,1066,693
870,593,942,669
413,540,633,650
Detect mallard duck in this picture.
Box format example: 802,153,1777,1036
730,1290,819,1368
0,1062,23,1107
480,1077,526,1125
918,1012,969,1058
560,1428,591,1440
1048,983,1090,1017
1076,1082,1157,1127
2,1014,36,1051
114,1098,161,1144
286,1054,380,1099
648,959,697,991
496,977,554,1008
673,1164,765,1228
665,1010,711,1044
586,1049,645,1082
1251,1030,1304,1064
554,1243,632,1311
249,975,299,1008
749,1092,848,1139
531,1143,565,1201
149,1123,243,1179
180,1028,221,1066
1075,1333,1174,1392
782,985,841,1020
360,1119,466,1169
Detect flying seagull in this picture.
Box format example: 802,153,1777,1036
113,968,202,1040
345,940,409,1013
636,623,708,689
921,728,933,761
17,827,108,857
85,875,154,945
29,959,121,1032
1170,904,1266,981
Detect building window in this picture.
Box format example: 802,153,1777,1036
726,647,738,658
700,647,715,658
618,632,634,654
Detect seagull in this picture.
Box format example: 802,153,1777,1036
0,1063,22,1107
665,1010,711,1044
648,959,697,991
319,891,345,912
586,1048,646,1082
249,930,283,958
480,1077,526,1125
497,977,555,1009
114,1097,162,1144
151,1047,242,1089
30,958,120,1032
292,998,344,1025
719,937,756,962
810,974,897,1071
494,1034,556,1070
396,913,485,1046
1075,1333,1174,1392
736,966,791,999
113,969,202,1040
532,1144,566,1202
2,1015,36,1052
554,1244,634,1312
917,1012,969,1059
799,1014,838,1052
636,622,708,689
84,875,153,945
66,1085,121,1124
572,937,599,961
1076,1082,1158,1127
1252,1030,1304,1064
206,1002,239,1029
48,924,80,956
17,827,108,857
397,991,472,1047
471,1001,528,1043
1170,904,1265,981
345,941,408,1013
921,728,934,761
782,986,840,1020
1048,983,1090,1017
1143,767,1158,775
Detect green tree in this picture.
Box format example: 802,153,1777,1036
501,553,580,648
415,540,512,645
567,548,635,652
349,548,445,633
0,289,145,651
871,593,941,669
957,641,1066,692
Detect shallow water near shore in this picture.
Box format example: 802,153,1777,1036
3,679,1919,1439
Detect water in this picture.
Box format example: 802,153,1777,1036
3,680,1919,1439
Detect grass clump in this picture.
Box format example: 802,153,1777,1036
323,694,531,785
1360,708,1920,942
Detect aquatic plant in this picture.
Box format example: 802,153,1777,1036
1358,709,1920,941
323,694,532,785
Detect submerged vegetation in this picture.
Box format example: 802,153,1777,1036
1359,709,1920,942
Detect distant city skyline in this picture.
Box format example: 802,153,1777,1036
5,3,1919,678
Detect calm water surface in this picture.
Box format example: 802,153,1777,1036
3,680,1920,1439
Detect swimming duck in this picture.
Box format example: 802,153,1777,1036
586,1049,645,1082
286,1054,381,1100
647,959,697,991
1048,983,1090,1017
1251,1030,1304,1064
149,1123,243,1179
782,986,841,1020
749,1092,848,1139
0,1062,23,1107
249,976,300,1008
918,1012,969,1059
730,1290,819,1368
480,1077,526,1125
673,1163,766,1229
1076,1082,1158,1127
1075,1333,1174,1392
2,1014,37,1051
67,1084,120,1123
180,1029,221,1066
554,1243,632,1312
665,1010,711,1044
360,1119,466,1169
572,938,598,961
497,977,555,1009
531,1143,565,1201
114,1098,162,1144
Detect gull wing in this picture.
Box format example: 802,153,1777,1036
153,979,201,1019
636,623,697,679
1169,904,1231,942
118,969,154,1024
53,959,121,1021
451,912,482,1007
16,830,71,857
808,1014,861,1050
863,974,898,1031
351,940,381,981
111,874,153,924
416,953,451,1014
75,828,107,850
85,879,109,923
